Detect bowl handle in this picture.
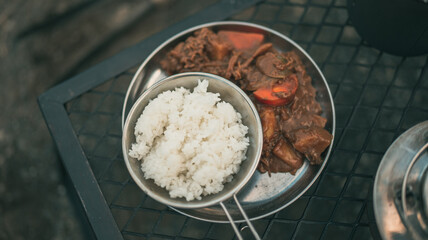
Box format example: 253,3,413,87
219,194,261,240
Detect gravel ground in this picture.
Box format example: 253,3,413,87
0,0,215,239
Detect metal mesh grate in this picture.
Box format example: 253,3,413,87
64,0,428,239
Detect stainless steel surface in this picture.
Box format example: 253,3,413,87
423,169,428,218
232,194,260,240
373,121,428,240
122,72,263,209
218,195,262,240
401,143,428,238
220,201,243,240
122,21,336,222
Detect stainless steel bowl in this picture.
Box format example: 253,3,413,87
122,72,263,209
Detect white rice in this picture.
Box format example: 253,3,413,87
129,80,249,201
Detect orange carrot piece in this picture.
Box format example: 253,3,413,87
254,88,289,106
218,31,264,50
253,75,299,106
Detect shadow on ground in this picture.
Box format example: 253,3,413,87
0,0,215,239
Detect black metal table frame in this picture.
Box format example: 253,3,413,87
39,0,428,239
38,1,263,239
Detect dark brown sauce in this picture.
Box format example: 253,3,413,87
160,28,332,175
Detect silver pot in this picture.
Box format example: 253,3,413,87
374,121,428,240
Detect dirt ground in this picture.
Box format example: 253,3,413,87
0,0,215,239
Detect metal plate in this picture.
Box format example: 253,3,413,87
122,21,335,223
373,121,428,240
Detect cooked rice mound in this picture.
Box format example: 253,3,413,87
129,80,249,201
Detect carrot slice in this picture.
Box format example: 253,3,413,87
254,88,288,106
272,74,298,98
218,31,264,50
253,75,299,106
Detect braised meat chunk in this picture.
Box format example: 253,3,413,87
280,112,327,137
160,27,333,175
289,127,332,165
268,156,299,175
256,52,289,78
273,138,303,170
160,28,231,76
259,106,279,150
